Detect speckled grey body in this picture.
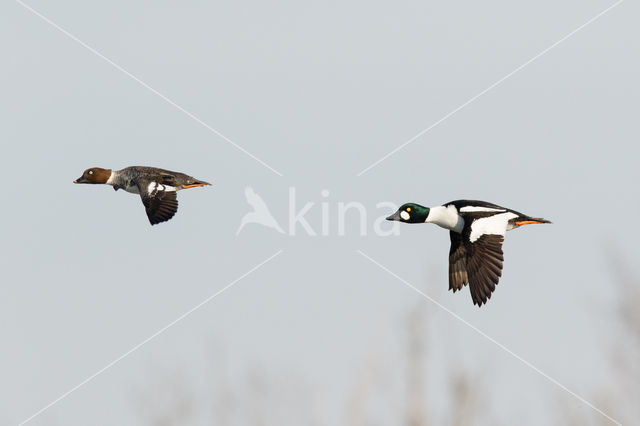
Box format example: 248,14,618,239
107,166,210,193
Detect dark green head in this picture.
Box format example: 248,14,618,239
386,203,430,224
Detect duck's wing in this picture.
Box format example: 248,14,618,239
463,230,504,306
448,231,469,292
136,179,179,225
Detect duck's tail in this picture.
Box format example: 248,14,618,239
513,217,552,227
182,180,211,189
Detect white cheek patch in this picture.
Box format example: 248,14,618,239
400,210,410,221
469,212,517,242
460,206,506,213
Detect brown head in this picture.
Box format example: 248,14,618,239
74,167,112,184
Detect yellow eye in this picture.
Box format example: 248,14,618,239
406,207,411,212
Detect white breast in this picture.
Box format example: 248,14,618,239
106,170,140,194
469,212,517,242
426,205,464,232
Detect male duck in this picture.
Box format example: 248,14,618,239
387,200,550,307
74,166,210,225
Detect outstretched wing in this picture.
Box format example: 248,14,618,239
136,180,179,225
448,231,468,292
464,233,504,306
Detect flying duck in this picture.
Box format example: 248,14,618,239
74,166,210,225
386,200,550,306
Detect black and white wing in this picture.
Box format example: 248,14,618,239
449,208,511,306
449,229,504,305
448,231,469,292
464,233,504,306
445,200,548,306
136,180,179,225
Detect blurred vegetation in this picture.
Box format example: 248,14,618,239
136,258,638,426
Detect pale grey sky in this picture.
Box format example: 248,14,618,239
2,1,638,425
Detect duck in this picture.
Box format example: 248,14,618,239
74,166,211,225
386,200,550,307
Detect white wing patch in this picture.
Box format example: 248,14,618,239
460,206,506,213
147,182,177,194
469,212,517,242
